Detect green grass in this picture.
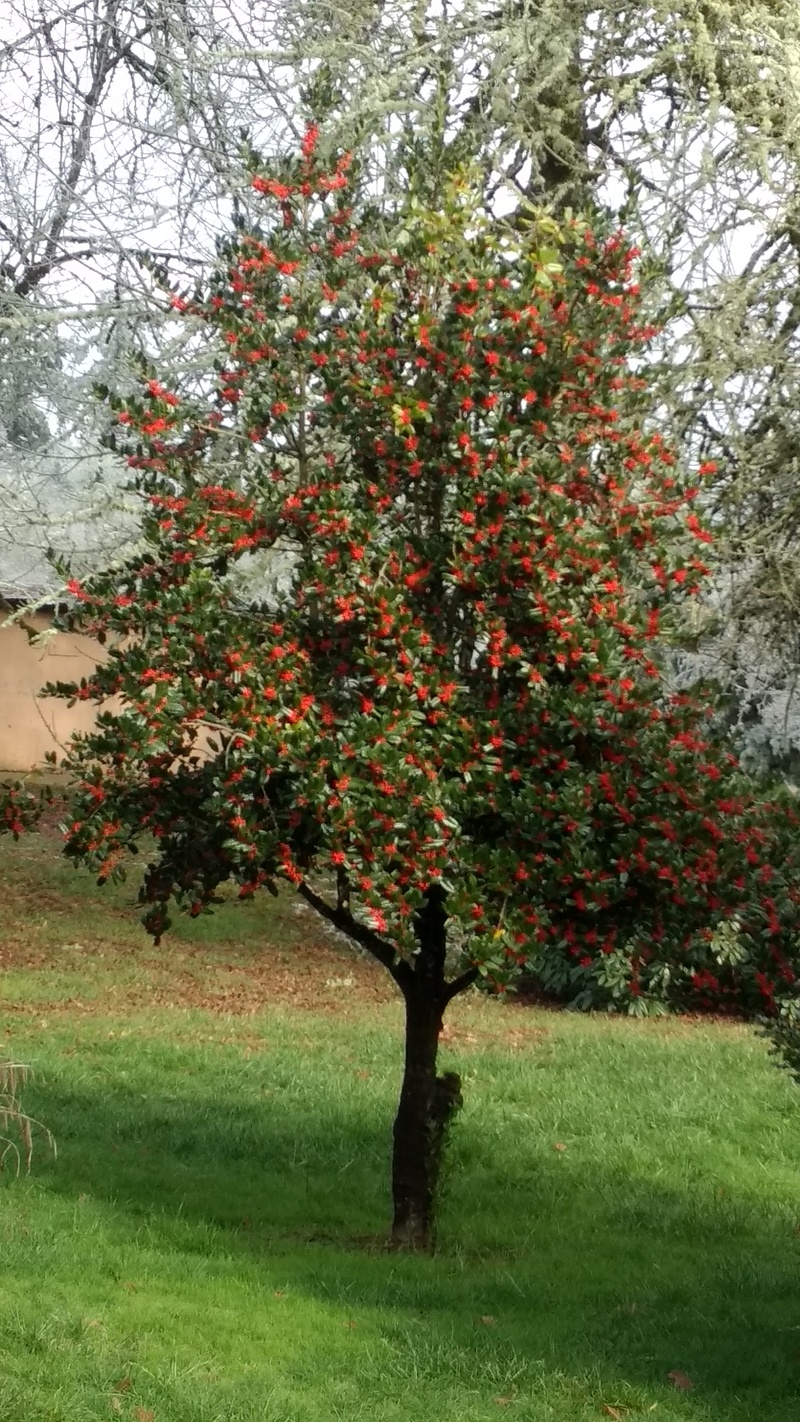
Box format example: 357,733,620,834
1,832,800,1420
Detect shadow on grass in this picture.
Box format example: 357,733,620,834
13,1066,800,1418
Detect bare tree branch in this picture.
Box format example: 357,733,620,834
297,877,413,992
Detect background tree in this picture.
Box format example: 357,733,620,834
4,135,799,1247
5,0,800,768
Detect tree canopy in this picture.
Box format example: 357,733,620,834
4,131,800,1243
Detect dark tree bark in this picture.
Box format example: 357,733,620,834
298,876,477,1249
390,886,464,1251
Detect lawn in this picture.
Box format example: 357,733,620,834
1,831,800,1421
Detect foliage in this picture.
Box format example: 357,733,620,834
5,131,800,1239
0,782,52,840
763,997,800,1085
5,0,800,718
37,140,800,982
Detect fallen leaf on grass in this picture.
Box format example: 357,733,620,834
494,1395,516,1406
667,1371,695,1392
601,1407,627,1419
113,1378,133,1394
438,1023,480,1047
134,1411,155,1422
479,1315,497,1326
343,1319,357,1328
553,1142,567,1152
111,1400,123,1414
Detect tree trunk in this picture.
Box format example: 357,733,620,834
390,886,463,1250
519,4,593,216
297,878,474,1249
391,988,444,1250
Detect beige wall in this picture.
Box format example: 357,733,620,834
0,612,106,772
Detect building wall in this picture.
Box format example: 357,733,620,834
0,611,106,772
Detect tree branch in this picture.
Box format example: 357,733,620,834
297,880,412,992
13,248,98,297
443,966,480,1004
0,1,91,60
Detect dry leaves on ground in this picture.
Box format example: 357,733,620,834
667,1370,695,1391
